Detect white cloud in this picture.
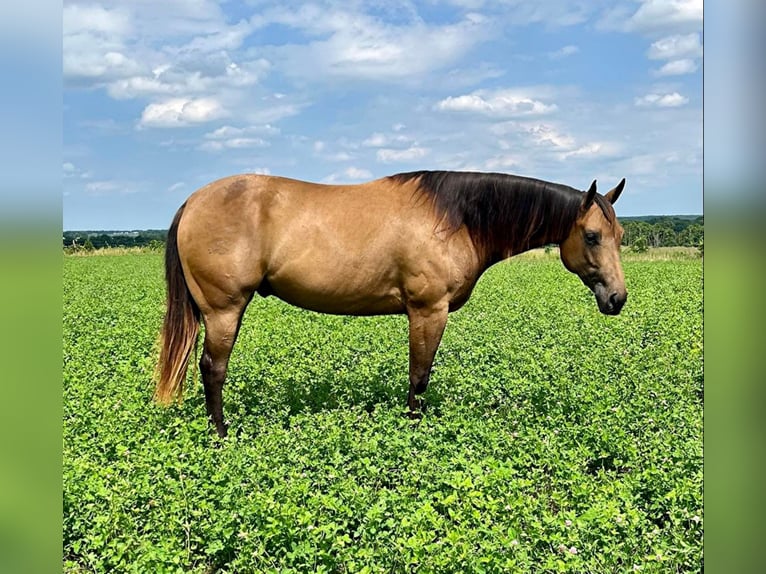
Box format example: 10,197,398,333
173,19,252,54
648,33,702,60
242,101,305,124
86,181,118,193
85,180,138,195
653,59,698,76
139,97,227,127
63,5,140,81
363,133,388,147
618,153,666,176
63,161,92,179
199,138,268,152
597,0,702,34
481,2,593,27
436,89,557,117
167,181,186,192
253,7,487,82
549,45,579,59
344,167,372,179
198,124,279,152
106,58,269,99
491,121,576,149
484,155,521,170
628,0,702,32
489,120,619,163
107,75,182,99
559,142,619,160
63,4,131,36
322,166,373,183
376,146,430,162
362,132,411,147
635,92,689,107
63,1,280,134
204,124,280,139
523,123,576,148
248,167,272,175
64,37,143,80
95,0,229,38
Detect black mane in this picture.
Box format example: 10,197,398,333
389,170,600,260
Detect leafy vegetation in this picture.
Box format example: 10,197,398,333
63,252,702,573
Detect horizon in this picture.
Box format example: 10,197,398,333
64,1,702,230
63,213,704,234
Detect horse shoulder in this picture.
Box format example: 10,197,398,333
399,225,482,311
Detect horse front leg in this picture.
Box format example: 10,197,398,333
406,303,449,416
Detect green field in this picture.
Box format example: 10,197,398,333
63,251,703,573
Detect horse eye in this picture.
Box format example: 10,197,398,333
584,232,600,246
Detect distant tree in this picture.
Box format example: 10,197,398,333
648,221,676,247
669,217,691,234
632,236,648,253
94,234,112,248
83,238,95,251
679,224,703,247
621,221,637,246
622,221,652,247
147,239,165,251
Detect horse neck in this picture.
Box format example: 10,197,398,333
483,184,580,265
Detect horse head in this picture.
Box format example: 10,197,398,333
560,178,627,315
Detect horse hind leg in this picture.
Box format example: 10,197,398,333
199,304,249,438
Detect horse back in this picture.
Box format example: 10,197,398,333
176,174,483,315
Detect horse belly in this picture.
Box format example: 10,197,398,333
265,258,405,316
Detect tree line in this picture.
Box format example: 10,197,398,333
64,216,702,252
620,215,703,250
63,230,167,252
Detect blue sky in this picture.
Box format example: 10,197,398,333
63,0,702,230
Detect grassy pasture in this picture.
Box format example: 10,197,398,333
63,252,702,573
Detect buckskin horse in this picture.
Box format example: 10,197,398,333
154,170,627,437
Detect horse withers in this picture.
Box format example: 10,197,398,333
154,170,627,437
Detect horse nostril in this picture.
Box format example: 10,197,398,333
608,292,626,312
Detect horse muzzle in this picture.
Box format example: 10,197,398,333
592,282,627,315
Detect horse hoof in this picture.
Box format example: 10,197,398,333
405,409,423,421
209,422,228,439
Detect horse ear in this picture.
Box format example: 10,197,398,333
582,180,597,210
605,178,625,205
